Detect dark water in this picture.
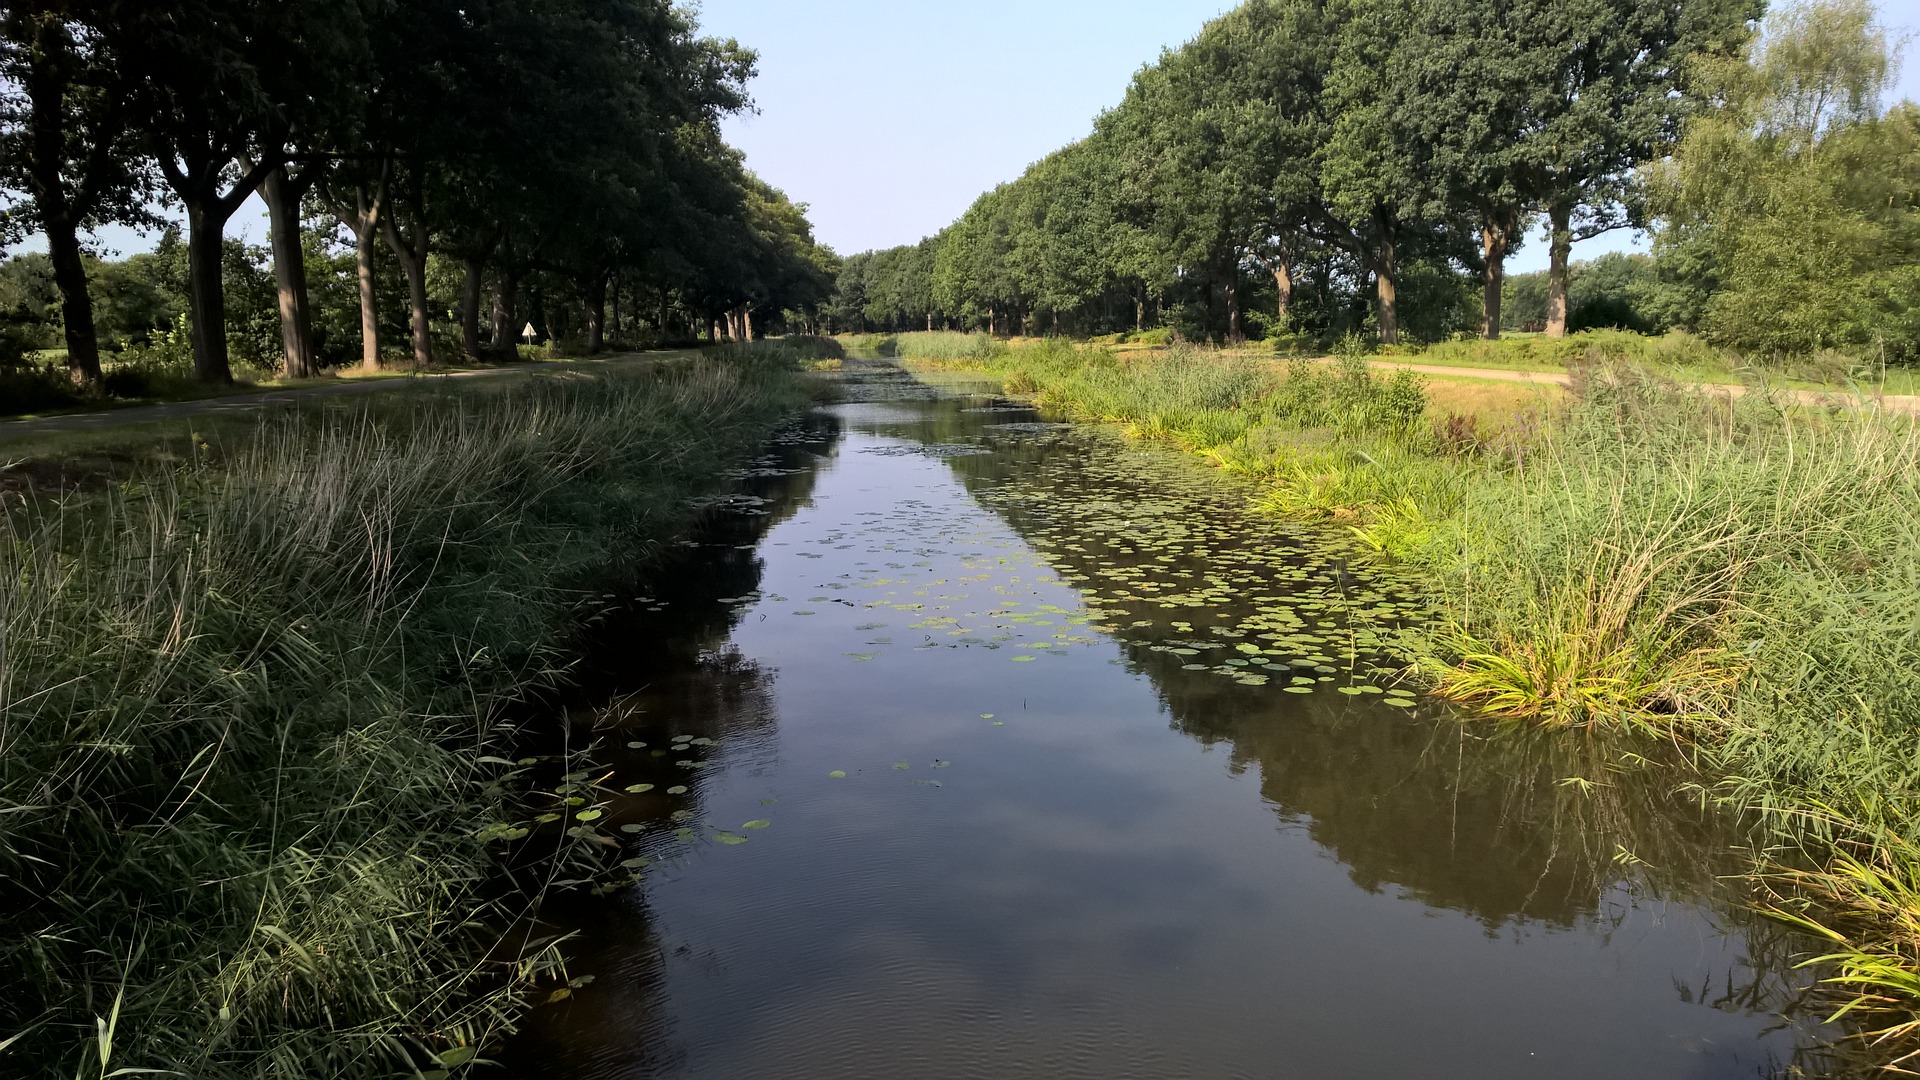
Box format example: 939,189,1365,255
504,363,1830,1080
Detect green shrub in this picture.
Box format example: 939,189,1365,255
0,363,84,414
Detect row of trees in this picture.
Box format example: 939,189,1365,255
0,0,835,387
831,0,1918,358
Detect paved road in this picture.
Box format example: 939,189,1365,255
0,352,679,439
1368,360,1920,415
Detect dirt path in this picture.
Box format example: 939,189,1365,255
1369,360,1920,415
0,352,681,439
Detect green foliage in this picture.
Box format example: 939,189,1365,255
0,359,806,1075
888,331,1007,363
1653,0,1920,359
1418,327,1729,372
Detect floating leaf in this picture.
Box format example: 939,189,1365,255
829,771,848,779
625,784,655,794
574,809,603,822
667,785,689,795
742,820,771,830
714,831,750,846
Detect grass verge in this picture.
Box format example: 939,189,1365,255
0,345,813,1077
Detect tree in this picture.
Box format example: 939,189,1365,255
1513,0,1757,338
1654,0,1920,356
0,4,149,384
104,0,349,382
1317,0,1444,346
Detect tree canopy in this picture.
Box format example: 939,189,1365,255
0,0,835,388
825,0,1916,362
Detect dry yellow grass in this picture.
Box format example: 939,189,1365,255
1423,376,1564,426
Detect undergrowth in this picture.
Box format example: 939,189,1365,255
0,354,807,1076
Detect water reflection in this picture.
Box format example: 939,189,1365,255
504,363,1837,1080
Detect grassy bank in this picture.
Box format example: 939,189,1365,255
848,328,1920,397
0,346,813,1076
900,334,1920,1062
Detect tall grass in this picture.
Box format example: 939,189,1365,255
0,358,806,1076
1402,367,1920,1051
839,330,1006,363
917,335,1920,1059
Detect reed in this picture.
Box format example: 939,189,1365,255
922,337,1920,1058
0,358,806,1076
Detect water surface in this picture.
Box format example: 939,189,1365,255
505,363,1824,1079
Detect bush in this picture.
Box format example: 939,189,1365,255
0,363,85,415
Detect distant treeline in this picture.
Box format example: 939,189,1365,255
824,0,1918,361
0,0,835,387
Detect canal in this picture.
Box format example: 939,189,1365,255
504,362,1824,1079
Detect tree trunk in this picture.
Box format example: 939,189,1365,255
460,258,485,359
353,224,380,370
322,180,387,372
185,203,233,383
491,268,518,352
744,307,755,342
1270,261,1293,330
379,213,432,368
41,213,104,386
1546,206,1573,339
584,271,607,353
1375,235,1400,346
22,33,103,386
1225,268,1244,344
262,166,316,378
403,256,431,367
1481,218,1510,340
1135,294,1144,333
609,274,620,346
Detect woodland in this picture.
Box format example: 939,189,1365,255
0,0,833,402
827,0,1919,366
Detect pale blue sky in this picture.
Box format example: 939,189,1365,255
13,0,1920,272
